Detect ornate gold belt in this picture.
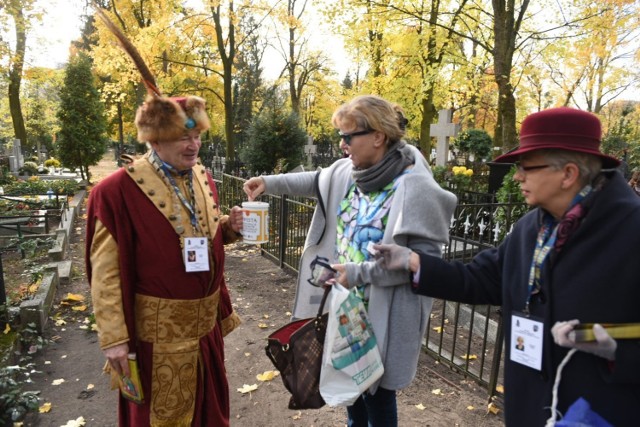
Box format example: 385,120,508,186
134,291,220,426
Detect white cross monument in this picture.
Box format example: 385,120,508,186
304,136,316,168
430,109,461,167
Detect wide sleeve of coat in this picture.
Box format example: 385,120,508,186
415,244,503,306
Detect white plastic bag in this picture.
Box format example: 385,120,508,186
319,284,384,406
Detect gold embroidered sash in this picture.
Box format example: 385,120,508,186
135,291,220,426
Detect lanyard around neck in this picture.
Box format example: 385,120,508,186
153,151,198,229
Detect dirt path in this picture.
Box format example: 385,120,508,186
23,151,504,426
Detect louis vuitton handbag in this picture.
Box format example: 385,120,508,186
265,286,331,410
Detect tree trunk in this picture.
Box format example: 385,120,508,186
492,0,529,152
211,2,236,170
419,95,437,155
8,4,27,147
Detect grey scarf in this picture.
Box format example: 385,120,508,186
352,141,415,193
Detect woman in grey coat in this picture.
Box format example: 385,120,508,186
244,95,456,427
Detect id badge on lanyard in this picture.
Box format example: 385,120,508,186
510,311,544,371
183,237,210,272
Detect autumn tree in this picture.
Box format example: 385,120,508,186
542,0,640,113
0,0,38,148
22,67,62,158
56,53,108,182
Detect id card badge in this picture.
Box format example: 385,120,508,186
183,237,210,272
510,312,544,371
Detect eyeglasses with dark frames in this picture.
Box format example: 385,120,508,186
514,162,550,174
337,129,373,146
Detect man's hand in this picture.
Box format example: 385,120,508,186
229,205,243,233
551,319,617,361
372,243,413,271
243,177,266,201
104,343,130,377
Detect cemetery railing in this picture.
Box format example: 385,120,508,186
215,173,528,399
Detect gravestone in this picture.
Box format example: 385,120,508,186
304,136,316,168
9,139,24,173
430,109,461,167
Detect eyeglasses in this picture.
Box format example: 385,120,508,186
514,162,550,174
337,129,373,146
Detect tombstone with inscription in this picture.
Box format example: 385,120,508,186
9,139,24,174
430,109,461,167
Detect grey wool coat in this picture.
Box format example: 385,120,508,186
261,144,457,392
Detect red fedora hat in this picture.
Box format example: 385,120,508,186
494,107,620,168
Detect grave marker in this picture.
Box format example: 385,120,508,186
304,136,316,168
430,109,461,167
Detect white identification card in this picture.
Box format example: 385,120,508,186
510,312,544,371
183,237,209,272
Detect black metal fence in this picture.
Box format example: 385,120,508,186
215,172,528,398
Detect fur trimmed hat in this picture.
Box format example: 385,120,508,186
135,95,210,143
494,107,620,168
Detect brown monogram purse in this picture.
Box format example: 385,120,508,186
265,286,331,410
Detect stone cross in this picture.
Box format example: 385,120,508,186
430,109,461,167
304,136,316,168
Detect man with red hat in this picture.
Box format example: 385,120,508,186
86,93,244,426
372,107,640,426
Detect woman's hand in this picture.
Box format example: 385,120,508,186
551,319,617,361
373,243,416,272
243,177,266,201
331,264,349,288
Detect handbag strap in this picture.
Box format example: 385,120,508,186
317,286,332,317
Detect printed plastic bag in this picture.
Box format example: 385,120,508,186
319,284,384,406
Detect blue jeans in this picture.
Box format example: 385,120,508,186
346,387,397,427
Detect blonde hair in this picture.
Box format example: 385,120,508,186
331,95,407,145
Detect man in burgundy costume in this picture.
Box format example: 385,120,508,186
86,91,243,426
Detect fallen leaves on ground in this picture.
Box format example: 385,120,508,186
62,293,85,303
256,370,280,382
415,403,426,410
431,388,442,395
432,326,444,334
487,402,500,415
51,378,65,386
3,323,10,334
237,384,258,394
39,402,52,413
461,354,478,360
61,416,86,427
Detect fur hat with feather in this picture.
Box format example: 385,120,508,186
95,8,210,143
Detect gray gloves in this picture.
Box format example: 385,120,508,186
372,243,412,272
551,320,617,361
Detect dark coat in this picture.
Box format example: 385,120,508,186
415,171,640,426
